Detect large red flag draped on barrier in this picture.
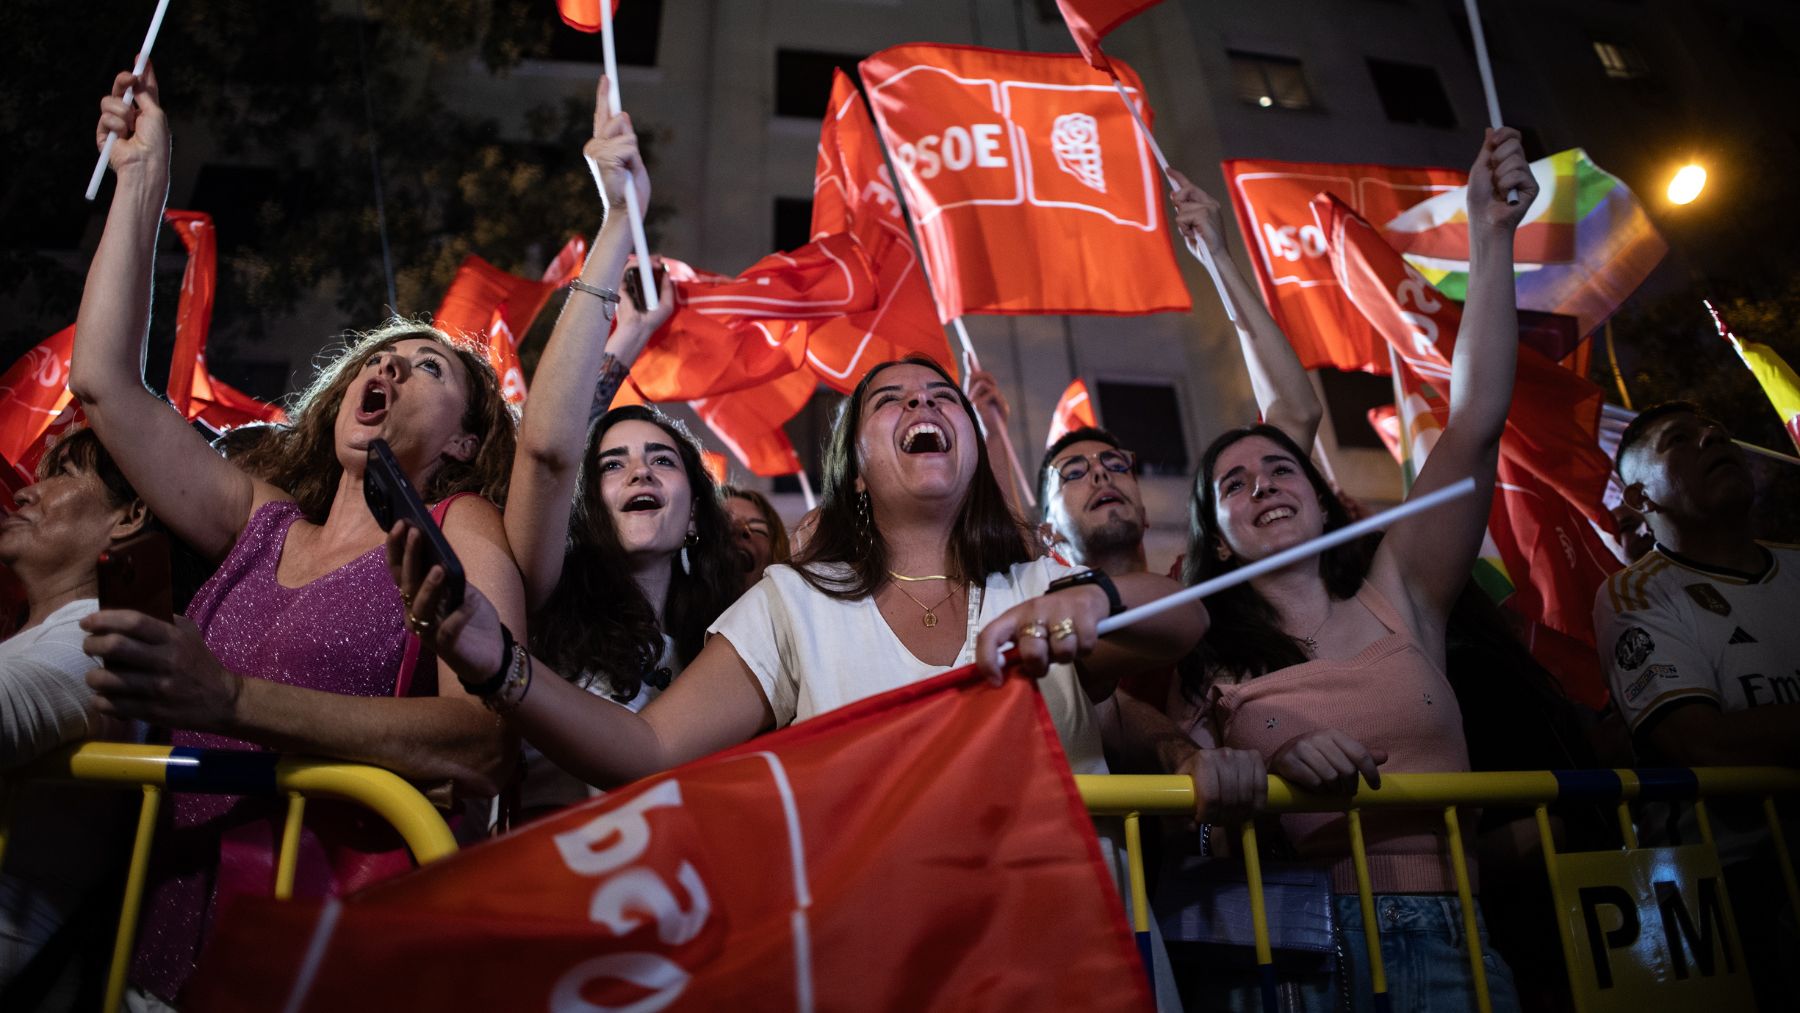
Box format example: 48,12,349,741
186,668,1153,1012
163,211,287,432
859,45,1190,322
435,237,587,407
802,70,954,392
1053,0,1164,70
629,236,874,402
692,368,813,478
1322,194,1618,705
1221,158,1466,372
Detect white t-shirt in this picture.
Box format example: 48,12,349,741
708,557,1107,776
1594,542,1800,863
0,598,100,768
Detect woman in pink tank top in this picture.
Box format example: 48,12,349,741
70,63,532,1004
1170,130,1540,1012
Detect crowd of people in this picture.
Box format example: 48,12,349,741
0,60,1792,1013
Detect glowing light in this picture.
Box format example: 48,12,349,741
1667,164,1707,205
1258,95,1273,108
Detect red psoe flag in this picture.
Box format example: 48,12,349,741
803,70,954,392
860,45,1190,322
630,236,874,402
435,237,586,407
1053,0,1165,69
554,0,620,33
693,368,814,478
1046,378,1097,448
1222,159,1466,372
164,210,287,430
185,668,1153,1012
0,326,77,484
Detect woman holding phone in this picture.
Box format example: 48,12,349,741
69,64,527,1005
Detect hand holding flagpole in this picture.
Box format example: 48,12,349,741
597,1,659,310
1461,0,1518,206
86,0,173,201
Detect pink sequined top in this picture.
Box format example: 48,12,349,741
1203,582,1472,894
134,500,417,1000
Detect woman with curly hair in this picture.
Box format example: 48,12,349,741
70,64,527,1005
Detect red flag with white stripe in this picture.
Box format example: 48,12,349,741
1052,0,1164,70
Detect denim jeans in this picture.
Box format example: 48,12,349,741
1173,893,1520,1013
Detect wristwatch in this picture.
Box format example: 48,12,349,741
1047,568,1124,617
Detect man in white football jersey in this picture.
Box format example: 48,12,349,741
1595,400,1799,1002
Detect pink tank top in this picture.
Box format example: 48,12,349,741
1207,582,1471,894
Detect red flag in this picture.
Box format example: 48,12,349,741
1053,0,1164,69
630,235,873,402
0,326,77,486
185,668,1153,1012
1045,378,1098,448
1221,158,1466,371
554,0,620,33
693,369,814,478
163,211,287,430
801,71,954,393
860,45,1190,322
435,238,587,407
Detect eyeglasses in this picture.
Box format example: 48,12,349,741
1052,448,1137,486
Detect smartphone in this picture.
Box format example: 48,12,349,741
97,530,174,624
623,259,668,313
363,438,466,613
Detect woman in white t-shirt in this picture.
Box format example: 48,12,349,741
390,356,1207,789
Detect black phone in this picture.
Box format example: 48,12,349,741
623,259,668,313
364,438,466,614
97,530,174,624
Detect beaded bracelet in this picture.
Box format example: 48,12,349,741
487,649,533,714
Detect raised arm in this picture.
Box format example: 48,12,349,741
1169,169,1322,450
68,67,269,562
964,364,1029,527
1373,128,1537,635
505,75,672,610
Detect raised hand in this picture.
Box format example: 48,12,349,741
963,366,1010,433
613,260,677,347
1467,127,1537,232
95,63,168,179
583,74,650,217
385,522,507,690
1167,168,1227,259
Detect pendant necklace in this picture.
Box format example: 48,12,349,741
1297,601,1333,654
889,572,957,628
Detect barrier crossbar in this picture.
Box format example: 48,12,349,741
0,742,458,1012
1079,767,1800,1013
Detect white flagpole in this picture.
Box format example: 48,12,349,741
952,318,1037,508
598,2,659,310
1110,76,1237,324
86,0,173,201
796,468,818,511
1096,477,1478,636
1461,0,1519,206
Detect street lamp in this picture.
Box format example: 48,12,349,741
1667,163,1707,205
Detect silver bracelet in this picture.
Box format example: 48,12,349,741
569,279,621,303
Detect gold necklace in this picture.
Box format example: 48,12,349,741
891,578,958,628
1296,601,1333,654
888,570,952,582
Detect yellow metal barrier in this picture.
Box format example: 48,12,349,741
1080,767,1800,1013
0,742,458,1013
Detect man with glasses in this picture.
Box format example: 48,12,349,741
1037,428,1149,578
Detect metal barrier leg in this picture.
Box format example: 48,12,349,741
1239,822,1278,1013
1442,806,1491,1013
1347,810,1389,1012
1122,811,1154,991
1614,802,1639,849
1765,795,1800,929
276,791,307,901
1693,799,1752,976
1534,805,1586,1013
107,784,162,1013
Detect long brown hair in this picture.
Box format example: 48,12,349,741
1179,424,1372,698
533,405,740,701
791,355,1030,599
239,319,516,521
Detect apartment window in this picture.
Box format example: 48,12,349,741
775,50,864,119
1366,59,1456,128
773,197,814,252
1318,369,1398,451
1095,381,1188,475
1592,40,1649,80
1229,51,1314,110
544,0,662,66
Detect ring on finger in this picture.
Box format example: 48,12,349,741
1049,618,1077,641
1018,620,1049,640
406,612,434,636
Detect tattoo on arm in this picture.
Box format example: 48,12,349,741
588,353,630,426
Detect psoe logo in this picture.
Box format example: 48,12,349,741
1050,113,1105,193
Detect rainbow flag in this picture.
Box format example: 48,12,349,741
1383,149,1666,337
1708,300,1800,451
